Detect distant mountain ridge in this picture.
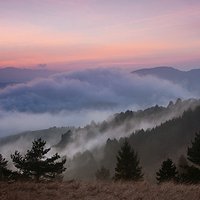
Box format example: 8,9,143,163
0,67,57,88
133,66,200,76
133,66,200,93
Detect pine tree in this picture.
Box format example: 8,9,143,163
188,132,200,166
0,154,12,181
11,138,66,181
114,140,143,181
180,132,200,183
156,158,178,183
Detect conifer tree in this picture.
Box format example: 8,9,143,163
156,158,178,183
188,132,200,166
114,140,143,181
0,154,12,181
11,138,66,181
179,132,200,183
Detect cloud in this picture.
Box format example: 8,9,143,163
0,68,197,136
0,109,113,137
0,68,194,112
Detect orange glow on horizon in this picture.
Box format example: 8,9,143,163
0,1,200,69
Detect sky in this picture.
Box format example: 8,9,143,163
0,0,200,70
1,0,200,136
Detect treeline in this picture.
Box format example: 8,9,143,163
95,131,200,184
1,133,200,184
55,104,200,181
0,138,66,181
101,105,200,180
2,101,200,183
156,132,200,183
56,100,200,181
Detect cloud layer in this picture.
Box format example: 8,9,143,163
0,68,194,112
0,68,197,136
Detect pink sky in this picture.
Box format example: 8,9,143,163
0,0,200,70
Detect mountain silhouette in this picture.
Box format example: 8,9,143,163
133,66,200,93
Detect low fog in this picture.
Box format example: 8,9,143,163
0,68,197,137
1,98,199,181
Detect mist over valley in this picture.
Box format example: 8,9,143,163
1,66,200,181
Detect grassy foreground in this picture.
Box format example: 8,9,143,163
1,181,200,200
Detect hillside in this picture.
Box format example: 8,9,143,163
63,99,200,181
133,67,200,93
1,98,200,181
102,104,200,181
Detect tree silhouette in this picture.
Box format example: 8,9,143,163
179,165,200,183
95,166,110,181
156,158,178,183
0,154,12,181
179,132,200,183
114,140,143,181
188,132,200,165
11,138,66,181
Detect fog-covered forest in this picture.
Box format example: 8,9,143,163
1,98,200,182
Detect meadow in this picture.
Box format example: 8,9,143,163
1,181,200,200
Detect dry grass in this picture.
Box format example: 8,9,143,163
1,180,200,200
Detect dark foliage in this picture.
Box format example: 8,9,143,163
11,138,66,181
156,158,178,183
103,105,200,181
114,140,143,181
188,132,200,166
54,130,73,149
179,165,200,184
178,132,200,183
0,154,12,181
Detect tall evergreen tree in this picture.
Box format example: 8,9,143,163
0,154,12,181
156,158,178,183
188,132,200,166
179,132,200,183
114,140,143,181
11,138,66,181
